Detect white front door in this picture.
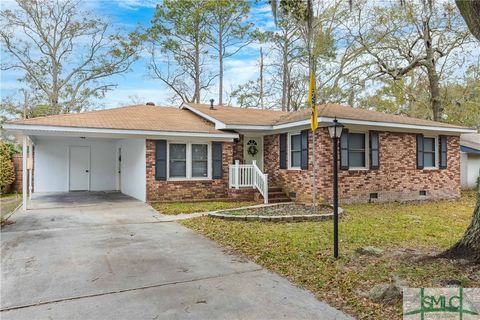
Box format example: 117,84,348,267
69,146,90,191
243,136,263,170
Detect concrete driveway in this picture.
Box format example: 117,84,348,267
1,192,352,320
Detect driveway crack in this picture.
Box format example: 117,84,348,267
0,268,263,313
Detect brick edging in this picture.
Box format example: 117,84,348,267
208,203,344,222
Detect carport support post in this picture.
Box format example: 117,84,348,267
28,141,33,199
22,136,28,210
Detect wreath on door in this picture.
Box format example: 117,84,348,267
247,139,258,156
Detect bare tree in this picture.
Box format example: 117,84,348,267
270,14,306,111
0,0,139,114
351,1,474,121
207,0,253,106
147,0,215,104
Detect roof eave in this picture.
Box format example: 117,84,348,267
2,123,239,140
219,118,475,134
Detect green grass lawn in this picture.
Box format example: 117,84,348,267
152,200,257,215
181,191,479,320
1,193,22,223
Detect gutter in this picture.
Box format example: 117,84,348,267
2,123,239,140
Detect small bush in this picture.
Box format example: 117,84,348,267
0,142,15,193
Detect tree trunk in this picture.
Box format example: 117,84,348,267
259,47,264,109
194,32,201,104
218,25,223,106
281,34,288,111
423,17,442,121
456,0,480,41
440,189,480,262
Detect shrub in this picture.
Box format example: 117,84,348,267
0,142,15,193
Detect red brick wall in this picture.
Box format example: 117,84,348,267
146,140,237,202
264,128,461,204
233,134,244,163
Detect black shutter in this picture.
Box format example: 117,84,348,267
439,135,447,169
416,134,424,169
370,131,380,170
212,142,223,179
340,129,349,170
155,140,167,180
279,133,287,169
301,130,309,170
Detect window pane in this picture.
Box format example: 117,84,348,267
170,160,186,177
291,134,301,151
424,138,435,152
424,152,435,167
291,151,301,167
170,144,186,160
192,144,207,161
192,161,208,177
349,151,365,167
349,133,365,150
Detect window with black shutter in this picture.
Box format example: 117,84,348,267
370,131,380,170
439,136,447,169
155,140,167,180
340,129,349,170
279,133,287,169
212,142,223,179
301,130,309,170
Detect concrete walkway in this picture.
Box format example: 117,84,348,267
1,192,353,320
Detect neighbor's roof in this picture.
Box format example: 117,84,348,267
185,103,469,130
461,133,480,151
7,105,222,134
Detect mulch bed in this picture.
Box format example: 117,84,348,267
209,203,341,222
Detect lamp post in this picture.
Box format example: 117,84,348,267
327,118,344,259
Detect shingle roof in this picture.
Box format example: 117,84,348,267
275,104,468,128
461,133,480,150
186,103,468,129
8,105,222,134
185,103,288,125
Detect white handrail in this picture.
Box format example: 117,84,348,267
229,160,268,204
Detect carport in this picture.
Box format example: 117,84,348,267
6,128,147,210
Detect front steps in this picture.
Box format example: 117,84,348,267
267,186,291,203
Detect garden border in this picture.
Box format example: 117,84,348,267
208,202,344,222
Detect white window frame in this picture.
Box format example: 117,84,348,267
423,135,438,170
348,131,369,171
287,132,302,170
167,141,212,180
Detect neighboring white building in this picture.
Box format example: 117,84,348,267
460,133,480,189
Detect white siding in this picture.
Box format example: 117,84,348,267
116,138,146,201
461,152,480,189
34,137,117,192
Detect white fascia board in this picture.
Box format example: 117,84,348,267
2,124,239,139
181,102,228,129
316,117,476,134
221,118,476,134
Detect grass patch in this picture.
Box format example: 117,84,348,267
1,193,21,223
181,191,479,319
152,200,256,215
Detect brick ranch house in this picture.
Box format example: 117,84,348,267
3,103,475,209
